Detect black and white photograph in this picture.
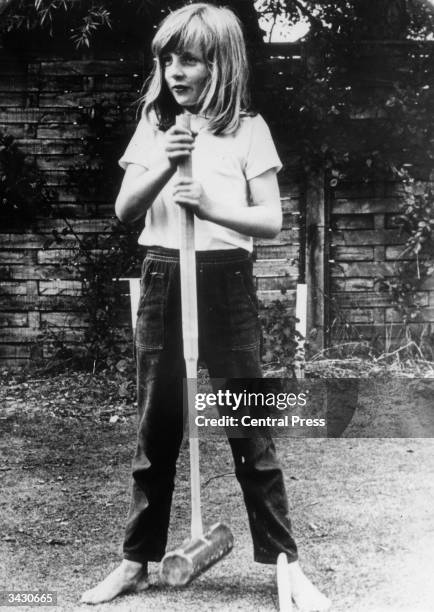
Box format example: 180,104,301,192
1,1,434,610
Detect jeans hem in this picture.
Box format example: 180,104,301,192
254,552,299,564
123,553,163,564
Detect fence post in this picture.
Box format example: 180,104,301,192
304,170,327,354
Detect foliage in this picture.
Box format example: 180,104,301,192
0,131,56,225
3,1,434,47
40,217,143,373
66,98,132,207
63,100,143,370
259,299,302,375
376,182,434,325
0,0,152,47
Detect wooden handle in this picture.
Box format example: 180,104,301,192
176,114,202,539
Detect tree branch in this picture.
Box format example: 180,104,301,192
291,0,322,31
0,0,14,16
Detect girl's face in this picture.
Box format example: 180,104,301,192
162,43,209,113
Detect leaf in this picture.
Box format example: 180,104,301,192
115,359,128,373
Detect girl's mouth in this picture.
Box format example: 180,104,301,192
172,86,189,93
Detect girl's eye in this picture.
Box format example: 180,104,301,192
182,54,198,65
161,55,172,66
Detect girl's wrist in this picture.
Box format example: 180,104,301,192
161,157,177,175
197,194,218,222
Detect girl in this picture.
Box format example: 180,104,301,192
81,4,330,610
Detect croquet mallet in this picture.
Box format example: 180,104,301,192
159,114,234,587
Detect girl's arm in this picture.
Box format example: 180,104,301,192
173,168,282,238
115,161,175,223
115,125,195,223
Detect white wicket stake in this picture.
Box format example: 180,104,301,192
277,553,293,612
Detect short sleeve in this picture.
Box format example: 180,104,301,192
118,116,155,170
244,114,282,180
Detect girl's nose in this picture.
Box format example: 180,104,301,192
167,57,184,78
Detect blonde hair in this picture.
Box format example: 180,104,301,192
140,3,251,134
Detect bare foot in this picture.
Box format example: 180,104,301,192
288,561,331,611
80,560,149,605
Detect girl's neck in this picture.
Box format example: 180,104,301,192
183,108,206,118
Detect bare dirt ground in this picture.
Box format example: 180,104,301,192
1,369,434,612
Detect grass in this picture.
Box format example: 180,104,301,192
1,365,434,611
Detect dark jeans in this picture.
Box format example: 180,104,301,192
123,247,298,565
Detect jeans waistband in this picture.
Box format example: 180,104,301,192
146,246,251,265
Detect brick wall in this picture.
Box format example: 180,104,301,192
1,38,432,368
0,42,302,368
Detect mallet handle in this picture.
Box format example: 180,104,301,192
176,114,203,540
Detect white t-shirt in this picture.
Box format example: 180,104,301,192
118,112,282,252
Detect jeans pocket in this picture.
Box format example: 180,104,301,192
135,264,165,352
226,266,260,351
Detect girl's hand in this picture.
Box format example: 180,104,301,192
172,177,208,218
164,125,195,168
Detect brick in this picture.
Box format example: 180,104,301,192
28,312,40,328
331,278,376,291
0,251,36,265
39,59,142,77
38,280,82,296
0,344,31,358
330,261,397,278
256,228,300,247
332,230,407,246
37,249,80,264
332,246,374,261
334,291,429,309
0,294,86,311
40,312,89,327
0,328,85,342
0,264,81,281
257,276,296,291
385,245,415,260
334,182,384,199
0,357,29,369
41,218,115,233
256,245,299,259
0,282,27,295
374,214,385,230
420,276,434,290
36,155,88,170
16,138,84,155
257,290,296,307
0,312,28,327
254,259,298,278
333,215,374,230
0,109,40,123
279,182,301,198
0,92,27,106
280,196,300,214
39,91,136,108
37,125,92,139
343,308,385,324
332,198,403,215
0,123,36,138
